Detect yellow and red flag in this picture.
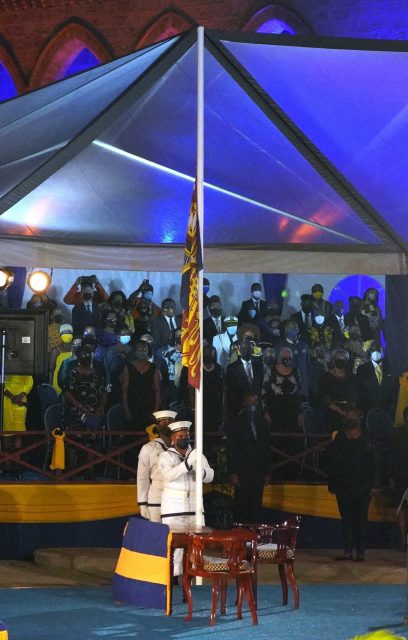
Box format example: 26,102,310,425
180,182,203,389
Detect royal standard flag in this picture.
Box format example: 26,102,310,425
180,181,203,389
113,517,173,614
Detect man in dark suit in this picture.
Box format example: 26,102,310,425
150,298,180,350
203,295,225,344
345,296,372,341
227,391,271,522
291,294,314,343
327,300,347,347
64,276,108,337
225,337,263,421
356,343,398,419
238,282,268,325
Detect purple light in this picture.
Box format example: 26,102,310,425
328,274,385,318
61,48,100,79
0,63,18,102
256,19,296,35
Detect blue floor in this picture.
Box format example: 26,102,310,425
0,585,407,640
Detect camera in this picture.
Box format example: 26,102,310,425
78,275,97,288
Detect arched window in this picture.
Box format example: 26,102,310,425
58,47,100,80
243,4,311,35
136,10,193,49
0,62,18,101
30,22,111,89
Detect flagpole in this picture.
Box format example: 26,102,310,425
195,25,204,529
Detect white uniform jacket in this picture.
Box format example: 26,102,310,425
159,446,214,523
137,437,168,522
213,331,238,371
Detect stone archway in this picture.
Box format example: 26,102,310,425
30,21,112,89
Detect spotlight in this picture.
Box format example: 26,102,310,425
27,270,52,294
0,268,14,291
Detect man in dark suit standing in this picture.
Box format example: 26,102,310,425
150,298,180,350
225,337,263,421
238,282,268,325
203,295,225,344
327,300,347,347
64,276,108,337
291,294,314,343
356,343,398,419
227,391,271,522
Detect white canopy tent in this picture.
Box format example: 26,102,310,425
0,29,407,273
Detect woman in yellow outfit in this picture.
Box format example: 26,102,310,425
3,374,34,449
49,324,74,394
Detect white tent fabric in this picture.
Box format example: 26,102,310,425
0,29,407,274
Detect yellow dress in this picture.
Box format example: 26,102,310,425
52,350,72,394
3,375,34,433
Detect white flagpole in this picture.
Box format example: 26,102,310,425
195,25,204,530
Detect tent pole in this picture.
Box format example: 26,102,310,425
195,25,204,532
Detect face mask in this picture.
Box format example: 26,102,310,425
135,348,148,360
83,292,93,301
368,293,376,301
203,286,209,294
334,358,346,369
203,356,215,366
252,291,262,300
61,333,73,344
371,351,382,363
246,404,258,414
112,301,122,310
349,332,360,341
105,317,117,328
349,303,360,314
315,315,325,326
272,328,280,336
301,303,312,313
285,328,298,341
264,356,275,367
281,357,293,368
143,291,153,301
227,326,237,336
313,291,323,300
158,426,172,438
119,335,131,345
175,437,190,450
248,309,256,319
240,347,252,361
211,308,222,318
163,307,175,318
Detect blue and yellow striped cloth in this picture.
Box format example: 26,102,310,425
112,518,172,614
0,620,8,640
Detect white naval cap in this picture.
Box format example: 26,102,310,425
153,410,177,421
170,421,192,433
224,315,238,327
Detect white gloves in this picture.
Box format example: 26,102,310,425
186,449,197,467
140,505,150,519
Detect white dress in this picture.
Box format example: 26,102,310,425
137,437,168,523
159,445,214,574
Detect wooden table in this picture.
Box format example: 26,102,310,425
167,524,213,615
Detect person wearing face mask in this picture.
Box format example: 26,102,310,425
309,311,334,353
267,316,283,347
291,293,315,344
310,283,333,318
344,296,372,342
62,345,106,476
49,324,74,394
212,315,239,371
202,344,224,431
227,392,271,522
155,328,183,408
318,349,356,432
344,325,371,374
150,298,180,350
356,343,398,420
132,298,154,339
129,280,161,321
159,421,214,575
105,329,134,406
279,320,311,401
225,337,264,421
203,277,211,320
57,337,82,390
140,333,155,363
48,307,65,352
120,340,161,431
137,410,177,522
237,282,267,325
203,295,225,344
64,276,108,337
361,288,383,344
262,346,301,433
107,290,135,334
327,300,348,347
94,310,120,392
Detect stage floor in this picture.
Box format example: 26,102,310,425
0,547,406,589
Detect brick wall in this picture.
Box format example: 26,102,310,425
0,0,407,91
